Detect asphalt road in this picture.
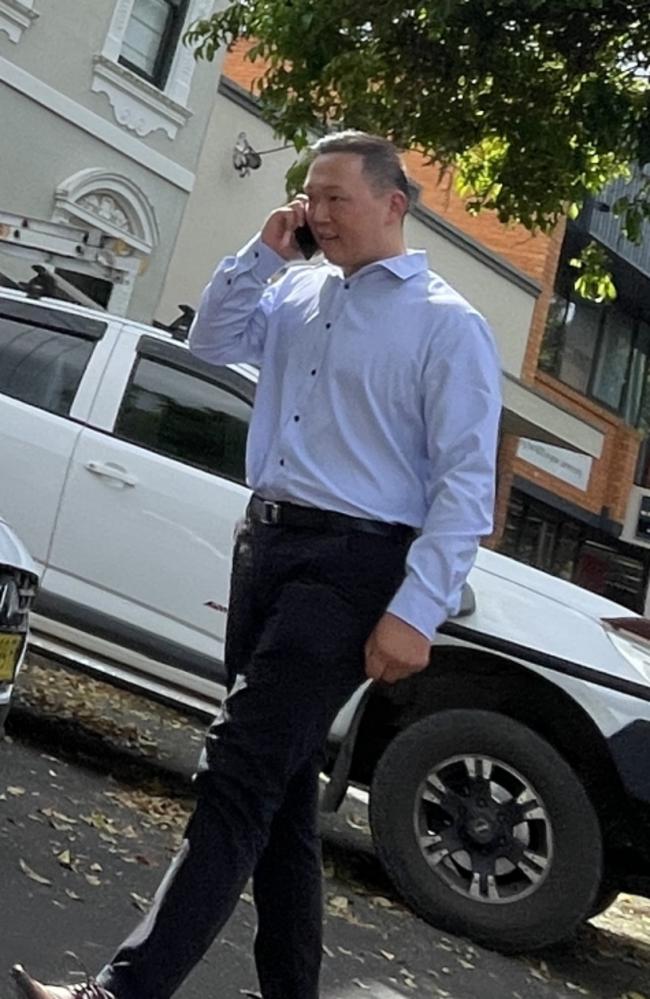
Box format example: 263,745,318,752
2,658,650,999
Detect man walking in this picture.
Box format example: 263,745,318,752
13,131,502,999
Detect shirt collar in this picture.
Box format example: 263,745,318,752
375,250,429,280
328,250,429,283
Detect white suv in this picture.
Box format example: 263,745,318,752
2,286,650,952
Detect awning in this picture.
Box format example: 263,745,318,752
502,374,604,459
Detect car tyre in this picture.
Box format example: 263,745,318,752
369,709,603,953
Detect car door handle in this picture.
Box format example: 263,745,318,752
84,460,138,487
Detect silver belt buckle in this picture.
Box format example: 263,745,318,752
261,500,281,525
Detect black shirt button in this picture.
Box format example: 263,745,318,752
279,458,285,466
344,282,350,289
227,278,232,285
254,251,259,258
294,415,300,422
310,369,317,376
325,322,332,329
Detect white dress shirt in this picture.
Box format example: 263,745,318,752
189,235,502,640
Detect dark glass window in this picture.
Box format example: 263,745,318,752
591,307,636,410
628,320,650,431
119,0,187,88
115,357,251,483
537,293,570,375
499,490,648,612
539,287,650,427
0,318,94,416
556,297,604,395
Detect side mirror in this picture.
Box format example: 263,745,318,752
451,582,476,619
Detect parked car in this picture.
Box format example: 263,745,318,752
2,287,650,952
0,514,39,732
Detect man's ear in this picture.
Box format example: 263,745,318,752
387,189,409,224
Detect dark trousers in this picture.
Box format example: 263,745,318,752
97,520,409,999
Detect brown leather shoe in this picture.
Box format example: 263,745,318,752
11,966,115,999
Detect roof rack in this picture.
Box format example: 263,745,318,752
0,263,102,308
152,304,195,341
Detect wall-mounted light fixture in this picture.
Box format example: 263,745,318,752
232,132,291,178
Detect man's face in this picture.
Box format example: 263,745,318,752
304,153,403,273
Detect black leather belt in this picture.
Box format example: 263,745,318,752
248,494,415,542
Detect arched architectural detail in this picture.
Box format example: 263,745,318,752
52,168,159,255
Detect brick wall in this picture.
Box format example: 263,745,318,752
488,418,641,549
520,220,566,384
530,374,642,523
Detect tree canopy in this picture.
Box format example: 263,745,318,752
186,1,650,298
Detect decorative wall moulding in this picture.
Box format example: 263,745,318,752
0,0,39,44
53,168,160,255
91,55,192,140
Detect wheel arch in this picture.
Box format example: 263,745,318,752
349,644,627,833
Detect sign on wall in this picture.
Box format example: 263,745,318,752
516,439,593,492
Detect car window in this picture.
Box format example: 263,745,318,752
0,316,95,416
114,356,251,484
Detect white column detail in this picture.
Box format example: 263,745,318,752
101,0,136,61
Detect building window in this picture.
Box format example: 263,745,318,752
499,490,648,612
119,0,187,88
539,287,650,429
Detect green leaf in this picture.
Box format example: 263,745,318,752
570,242,617,303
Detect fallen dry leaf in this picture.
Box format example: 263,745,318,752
130,892,151,912
19,858,52,886
7,786,26,796
371,895,394,909
41,807,77,826
55,849,73,869
65,889,81,901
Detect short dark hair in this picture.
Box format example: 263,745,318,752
309,130,411,204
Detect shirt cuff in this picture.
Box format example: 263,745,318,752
387,576,449,641
227,233,287,283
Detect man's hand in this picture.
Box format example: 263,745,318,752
365,612,431,684
261,196,310,261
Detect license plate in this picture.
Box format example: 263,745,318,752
0,633,23,683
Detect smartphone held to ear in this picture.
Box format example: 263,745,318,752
294,223,318,260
